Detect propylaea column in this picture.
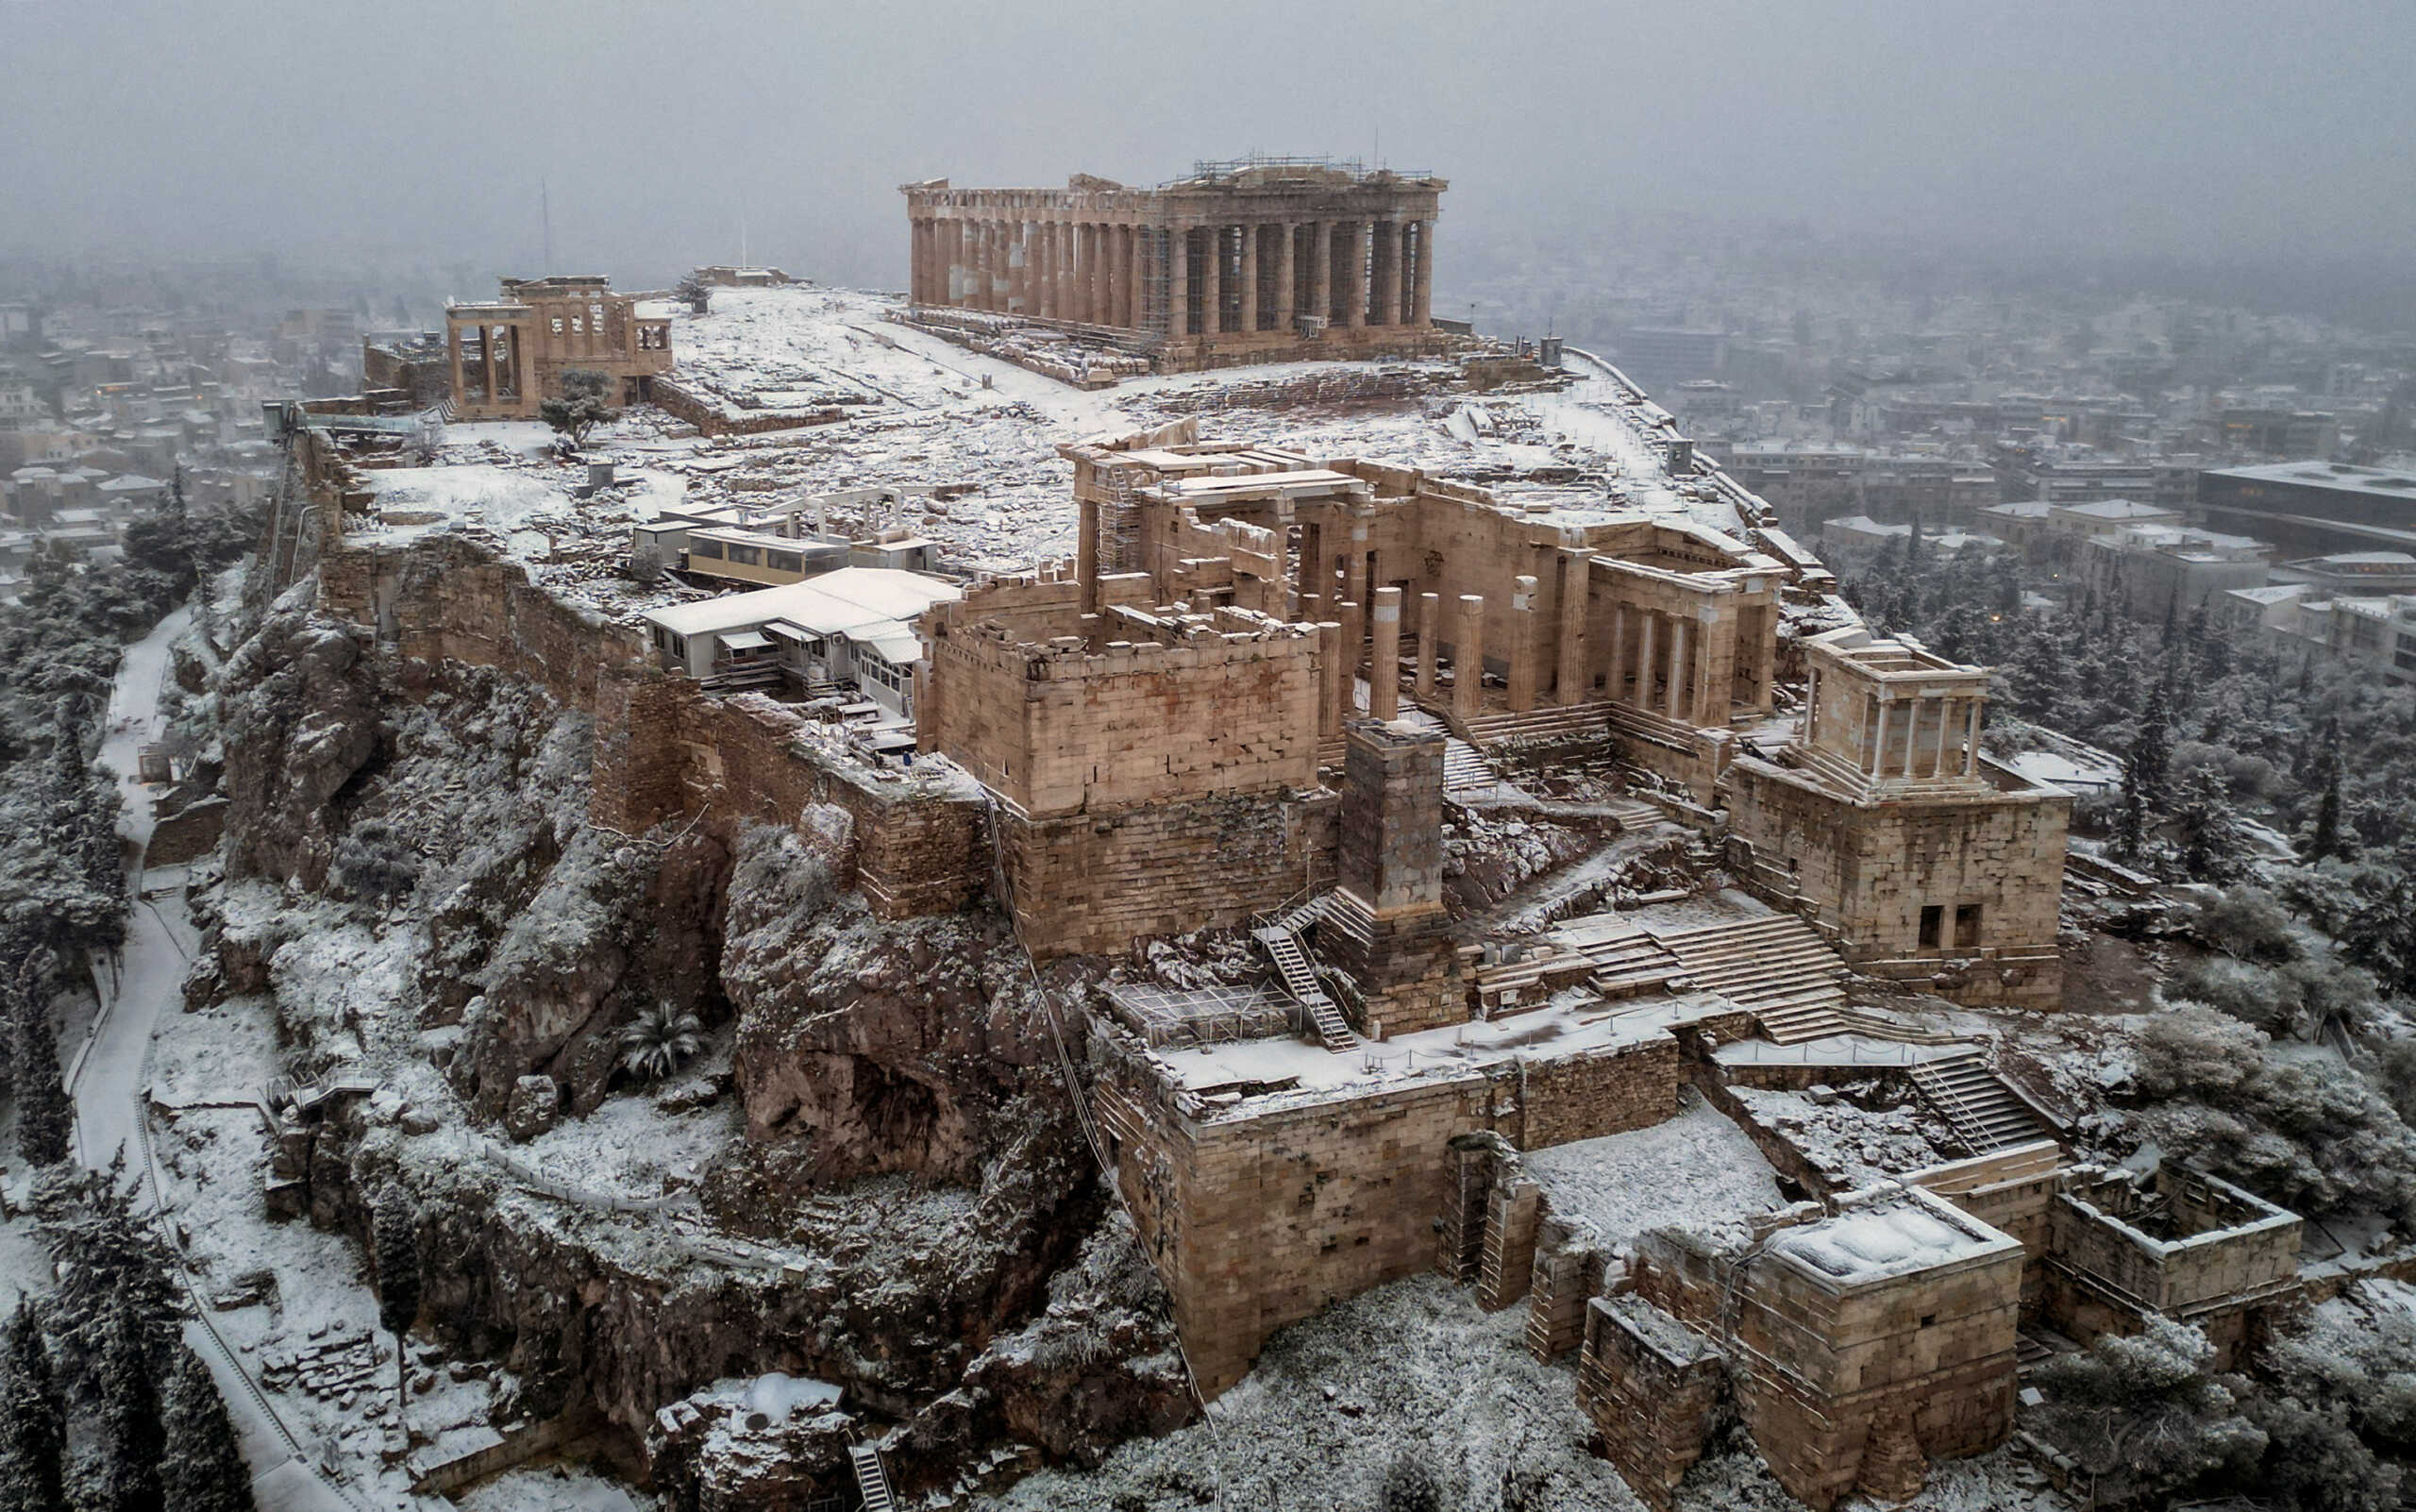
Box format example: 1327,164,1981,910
1416,591,1440,699
1507,575,1539,712
1412,219,1436,326
1555,551,1590,704
1607,602,1628,703
1636,612,1659,713
1669,616,1692,721
1336,600,1362,713
1452,594,1485,721
1369,587,1403,720
1317,622,1345,739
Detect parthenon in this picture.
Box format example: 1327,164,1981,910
900,158,1449,369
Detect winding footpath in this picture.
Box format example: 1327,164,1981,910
71,606,365,1512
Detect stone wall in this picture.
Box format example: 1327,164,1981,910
1000,788,1334,958
1098,1025,1680,1392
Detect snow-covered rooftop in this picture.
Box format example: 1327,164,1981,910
1771,1188,2018,1286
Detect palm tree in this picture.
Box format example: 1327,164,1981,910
617,1004,704,1082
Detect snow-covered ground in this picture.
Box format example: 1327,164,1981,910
1522,1089,1787,1251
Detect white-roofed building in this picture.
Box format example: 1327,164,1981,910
639,566,962,716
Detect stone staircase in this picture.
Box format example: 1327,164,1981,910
1253,925,1359,1052
1442,737,1499,794
1601,796,1664,831
850,1442,897,1512
1643,915,1850,1043
1459,700,1616,748
1909,1051,2050,1154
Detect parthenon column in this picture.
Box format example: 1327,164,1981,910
1452,595,1485,722
1337,222,1367,328
1167,227,1189,337
1239,224,1259,335
1372,221,1402,328
1121,225,1138,328
1274,222,1297,331
1080,224,1099,323
1555,551,1589,704
1201,227,1223,336
447,325,464,401
1033,223,1055,319
1370,587,1402,720
1416,591,1440,698
1310,221,1332,323
1412,219,1435,326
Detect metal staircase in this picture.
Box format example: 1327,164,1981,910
1909,1051,2049,1154
1252,924,1359,1052
850,1442,896,1512
1644,915,1850,1043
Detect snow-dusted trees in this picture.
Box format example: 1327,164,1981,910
159,1346,255,1512
2031,1319,2265,1504
0,1298,66,1512
674,273,711,315
618,1002,704,1082
539,369,615,447
89,1292,163,1512
33,1163,180,1385
374,1187,419,1407
10,949,73,1169
1376,1449,1447,1512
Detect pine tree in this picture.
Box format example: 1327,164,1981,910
2129,680,2173,814
0,1298,66,1512
159,1346,253,1512
2310,719,2346,863
91,1294,163,1512
2174,766,2251,884
34,1160,180,1382
2114,753,2152,865
374,1188,420,1407
12,951,74,1170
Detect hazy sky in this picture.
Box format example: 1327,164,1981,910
5,0,2412,293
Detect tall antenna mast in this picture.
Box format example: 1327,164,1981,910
541,176,554,269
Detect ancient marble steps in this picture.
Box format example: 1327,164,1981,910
851,1442,897,1512
1910,1051,2049,1154
1642,915,1851,1043
1599,797,1665,832
1442,737,1499,794
1459,700,1618,749
1252,925,1360,1052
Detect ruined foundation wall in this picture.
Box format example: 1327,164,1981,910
1099,1031,1679,1391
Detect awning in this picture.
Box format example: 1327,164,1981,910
717,630,773,652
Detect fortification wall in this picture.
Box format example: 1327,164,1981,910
318,530,986,919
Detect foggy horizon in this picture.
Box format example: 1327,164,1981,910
6,0,2413,307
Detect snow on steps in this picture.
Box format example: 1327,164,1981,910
1910,1051,2050,1154
1642,915,1850,1044
1457,700,1619,749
